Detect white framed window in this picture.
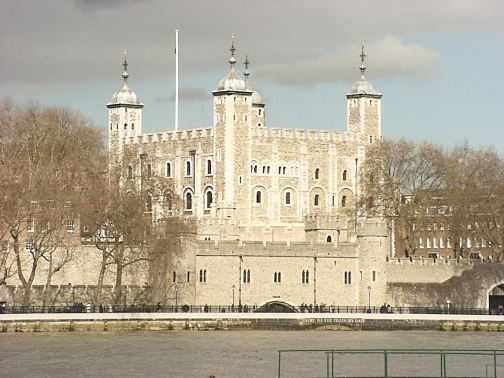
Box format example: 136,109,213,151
25,240,34,251
66,219,75,232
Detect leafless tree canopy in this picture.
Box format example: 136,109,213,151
361,138,504,260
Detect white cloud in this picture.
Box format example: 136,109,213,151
256,37,441,87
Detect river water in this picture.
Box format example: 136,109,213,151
1,330,503,377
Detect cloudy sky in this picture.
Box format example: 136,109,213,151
1,0,503,151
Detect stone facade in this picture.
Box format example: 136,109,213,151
101,40,391,309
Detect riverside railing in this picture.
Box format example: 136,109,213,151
1,304,501,315
276,349,504,378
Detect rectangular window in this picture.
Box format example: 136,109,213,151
172,271,176,283
25,240,34,251
419,238,424,249
372,271,376,282
27,219,34,233
66,219,75,232
187,271,190,282
426,238,431,248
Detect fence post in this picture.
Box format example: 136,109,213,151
277,351,281,378
331,351,334,378
384,350,388,378
326,352,330,378
494,350,497,378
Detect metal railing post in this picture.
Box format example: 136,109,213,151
494,350,497,378
443,351,447,377
277,351,281,378
331,351,334,378
326,352,329,378
384,350,388,378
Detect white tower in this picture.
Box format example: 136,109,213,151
107,51,144,170
346,42,382,144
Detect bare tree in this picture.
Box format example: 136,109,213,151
0,100,104,307
361,138,445,256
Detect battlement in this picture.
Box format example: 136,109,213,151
195,239,359,257
252,127,353,142
125,127,213,145
386,256,476,267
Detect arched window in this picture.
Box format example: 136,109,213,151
314,194,319,206
124,123,127,130
262,166,266,174
205,190,213,209
186,161,191,176
145,195,152,213
315,168,320,179
199,269,207,283
256,190,262,204
267,166,270,174
147,164,152,177
285,192,291,205
278,166,282,174
326,235,332,243
166,162,171,177
344,271,348,284
131,123,134,130
254,165,258,173
348,271,352,284
342,196,347,208
283,167,286,175
306,270,309,283
342,170,347,181
127,166,133,180
207,159,212,175
185,192,192,210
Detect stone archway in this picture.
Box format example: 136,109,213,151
255,300,299,313
488,283,504,314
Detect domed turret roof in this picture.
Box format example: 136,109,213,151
107,54,143,107
348,75,376,95
217,67,247,91
347,42,381,97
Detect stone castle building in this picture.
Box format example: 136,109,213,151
107,40,389,309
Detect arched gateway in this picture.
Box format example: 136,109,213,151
256,300,299,313
488,283,504,314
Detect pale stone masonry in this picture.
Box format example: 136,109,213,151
103,40,391,308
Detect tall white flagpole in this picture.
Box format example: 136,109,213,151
175,29,179,132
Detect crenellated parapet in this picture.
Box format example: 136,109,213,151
125,128,213,145
252,127,355,142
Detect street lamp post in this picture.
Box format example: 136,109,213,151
174,283,179,313
367,286,372,313
231,284,236,311
446,299,451,314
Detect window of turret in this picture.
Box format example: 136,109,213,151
185,192,192,211
131,123,134,130
110,123,112,130
373,271,376,281
147,164,152,177
116,124,118,130
244,115,248,121
256,190,262,204
166,162,172,177
369,135,373,144
258,109,262,116
257,123,262,127
267,166,270,174
205,190,213,209
285,192,291,205
234,96,237,102
342,170,347,181
314,194,319,206
332,195,335,206
326,235,332,243
207,159,212,175
124,123,127,130
341,196,347,208
278,166,282,174
127,166,133,180
283,167,286,175
315,168,320,179
262,166,266,174
186,161,192,176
